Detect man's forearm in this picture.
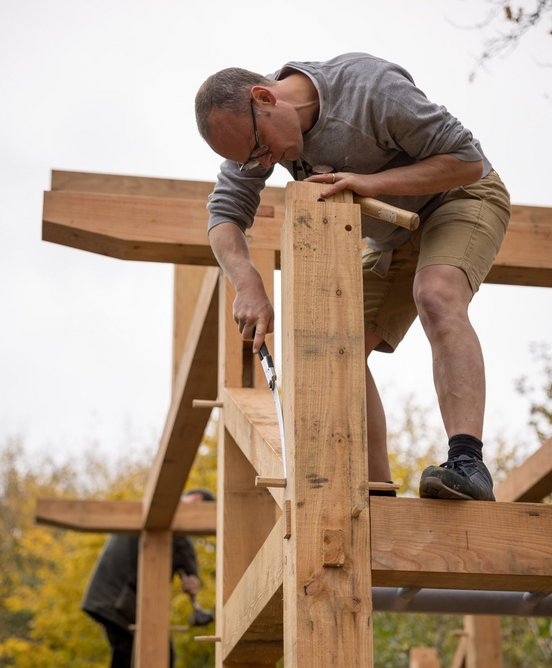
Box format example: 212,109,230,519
309,154,484,200
208,221,274,352
209,222,262,290
368,155,484,197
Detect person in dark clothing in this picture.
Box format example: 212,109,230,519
81,489,215,668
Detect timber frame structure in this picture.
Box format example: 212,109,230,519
36,170,552,667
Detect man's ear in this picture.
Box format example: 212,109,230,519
251,85,277,107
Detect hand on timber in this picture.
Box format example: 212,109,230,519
233,282,274,354
305,171,419,231
305,170,384,199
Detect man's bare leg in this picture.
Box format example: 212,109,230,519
414,264,495,501
413,264,484,438
365,330,392,483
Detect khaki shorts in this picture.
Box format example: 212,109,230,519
362,169,511,352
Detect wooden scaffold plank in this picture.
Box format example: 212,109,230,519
371,497,552,591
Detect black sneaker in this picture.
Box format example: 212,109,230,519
419,455,496,501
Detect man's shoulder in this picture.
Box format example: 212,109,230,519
274,53,412,84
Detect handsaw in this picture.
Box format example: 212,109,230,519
258,343,288,484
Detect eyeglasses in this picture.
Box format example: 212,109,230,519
239,99,270,172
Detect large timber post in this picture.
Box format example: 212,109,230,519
281,182,374,666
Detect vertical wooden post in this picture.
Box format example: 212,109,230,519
464,616,504,668
135,530,172,667
409,647,441,668
281,183,373,667
173,265,209,387
216,251,279,668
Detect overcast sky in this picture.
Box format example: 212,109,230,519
1,0,551,467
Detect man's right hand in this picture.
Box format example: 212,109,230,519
209,222,274,353
233,279,274,354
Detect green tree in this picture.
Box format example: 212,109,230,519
0,433,217,668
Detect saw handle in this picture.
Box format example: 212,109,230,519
258,343,273,366
258,343,276,390
352,195,419,231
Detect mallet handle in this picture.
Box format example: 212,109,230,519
353,196,420,231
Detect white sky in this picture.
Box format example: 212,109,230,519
1,0,551,465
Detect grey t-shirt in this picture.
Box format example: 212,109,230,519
207,52,490,250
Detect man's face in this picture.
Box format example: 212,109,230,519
207,99,304,170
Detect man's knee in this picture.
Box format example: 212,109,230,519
414,265,472,326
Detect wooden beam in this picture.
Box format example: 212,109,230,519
142,268,219,529
42,190,282,264
221,517,284,664
370,497,552,591
451,636,469,668
135,530,171,668
173,266,209,388
487,204,552,286
409,647,441,668
281,183,373,667
463,616,504,668
495,438,552,502
50,169,286,206
35,498,216,534
222,387,284,509
42,175,552,288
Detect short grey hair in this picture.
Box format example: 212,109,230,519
195,67,274,140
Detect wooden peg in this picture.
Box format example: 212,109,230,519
368,481,401,492
255,476,287,488
351,502,365,518
284,499,292,539
192,399,223,408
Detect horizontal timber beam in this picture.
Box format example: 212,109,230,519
495,438,552,502
222,387,285,509
486,204,552,286
142,267,219,529
42,190,282,264
371,497,552,591
42,172,552,287
35,498,216,534
50,169,286,206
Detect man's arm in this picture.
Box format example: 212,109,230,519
308,154,484,200
209,222,274,354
